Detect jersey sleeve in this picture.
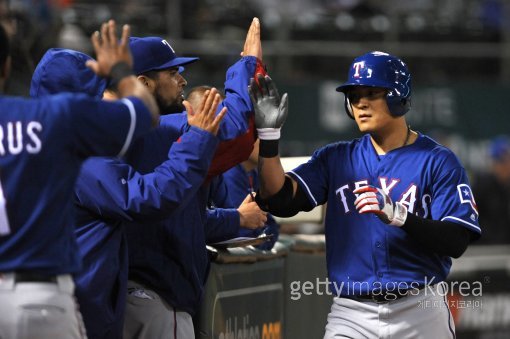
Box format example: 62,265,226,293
216,56,259,141
74,126,218,222
430,161,481,235
204,208,240,244
287,146,331,207
208,174,234,208
64,94,152,158
206,117,256,180
158,112,188,133
205,57,261,177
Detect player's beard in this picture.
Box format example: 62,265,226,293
157,97,185,115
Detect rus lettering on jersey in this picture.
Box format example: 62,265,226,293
0,121,43,155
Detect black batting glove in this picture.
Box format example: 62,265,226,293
248,74,289,140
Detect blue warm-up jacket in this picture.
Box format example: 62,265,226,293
73,126,218,339
74,56,260,338
124,56,260,317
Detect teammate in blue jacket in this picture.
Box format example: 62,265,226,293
30,47,226,339
0,21,159,339
251,51,481,338
187,86,273,247
122,18,265,338
207,139,279,250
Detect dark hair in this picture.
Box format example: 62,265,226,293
0,24,9,69
186,85,213,99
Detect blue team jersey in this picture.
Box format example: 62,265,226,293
288,133,481,294
0,94,151,274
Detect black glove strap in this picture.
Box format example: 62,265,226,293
109,62,134,91
259,139,279,158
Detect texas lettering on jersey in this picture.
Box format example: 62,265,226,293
336,177,477,219
0,121,43,155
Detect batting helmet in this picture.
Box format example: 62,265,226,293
336,51,411,118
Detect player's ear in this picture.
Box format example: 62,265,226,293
136,75,155,92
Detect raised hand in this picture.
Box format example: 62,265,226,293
353,185,408,227
86,20,132,78
240,17,262,60
183,87,227,136
238,194,268,229
249,75,288,140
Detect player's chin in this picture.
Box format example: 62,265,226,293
355,121,375,133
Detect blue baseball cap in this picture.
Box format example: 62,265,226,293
30,48,107,98
129,37,199,75
489,135,510,161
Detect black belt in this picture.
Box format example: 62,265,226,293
343,289,412,304
14,272,58,283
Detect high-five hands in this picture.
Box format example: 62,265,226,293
353,185,408,227
241,17,262,60
248,75,288,140
86,20,132,77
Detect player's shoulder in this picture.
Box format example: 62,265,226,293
418,134,456,156
417,133,463,168
315,135,365,156
34,92,97,111
321,135,364,150
0,92,84,118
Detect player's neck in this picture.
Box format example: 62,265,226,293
370,123,415,155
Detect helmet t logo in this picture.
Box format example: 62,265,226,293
353,61,365,78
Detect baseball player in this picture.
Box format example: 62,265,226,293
29,47,226,339
250,51,481,338
122,18,265,338
0,21,159,339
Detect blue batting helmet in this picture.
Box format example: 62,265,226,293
336,51,412,118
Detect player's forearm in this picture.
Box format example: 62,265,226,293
258,155,286,198
117,76,159,126
205,208,240,243
402,213,473,258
